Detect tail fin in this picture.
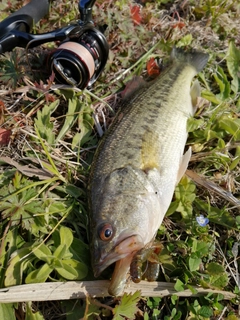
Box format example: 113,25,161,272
171,47,209,73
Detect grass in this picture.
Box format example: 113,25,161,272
0,0,240,319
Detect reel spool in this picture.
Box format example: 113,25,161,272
49,26,109,89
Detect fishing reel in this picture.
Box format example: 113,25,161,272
48,21,108,88
0,0,109,89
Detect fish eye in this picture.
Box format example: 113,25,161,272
98,223,114,241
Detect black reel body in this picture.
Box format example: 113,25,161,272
49,24,109,89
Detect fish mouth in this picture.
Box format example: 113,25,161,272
93,234,144,278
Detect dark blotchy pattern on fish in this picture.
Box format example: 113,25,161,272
89,47,209,295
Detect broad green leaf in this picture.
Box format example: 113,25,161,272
26,302,44,320
0,229,25,287
209,273,228,289
72,130,90,149
230,76,239,95
188,298,200,315
188,257,201,272
172,310,182,320
71,103,94,149
198,306,213,318
229,156,240,170
54,261,78,280
176,34,192,47
53,244,70,260
174,177,196,220
32,244,52,264
213,66,231,100
56,97,81,143
187,117,205,133
165,200,179,217
171,308,177,317
0,303,15,320
218,117,240,138
201,90,221,104
113,291,141,320
59,226,73,248
143,312,149,320
55,259,88,280
66,184,83,198
174,280,185,292
226,41,240,94
146,297,161,309
34,100,59,145
152,309,161,318
5,247,31,286
236,216,240,227
25,263,53,283
191,239,211,257
206,262,225,275
209,208,236,228
47,202,67,215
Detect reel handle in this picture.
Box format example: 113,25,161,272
0,0,49,35
79,0,96,22
0,0,49,53
6,0,49,25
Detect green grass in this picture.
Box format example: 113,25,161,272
0,0,240,319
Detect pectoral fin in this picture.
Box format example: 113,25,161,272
176,147,192,184
120,76,147,101
191,80,201,110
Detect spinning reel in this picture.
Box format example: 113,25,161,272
0,0,109,89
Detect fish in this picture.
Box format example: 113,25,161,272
88,47,209,296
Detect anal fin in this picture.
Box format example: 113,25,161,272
176,147,192,184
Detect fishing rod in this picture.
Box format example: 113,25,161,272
0,0,109,89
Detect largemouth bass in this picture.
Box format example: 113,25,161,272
89,47,209,296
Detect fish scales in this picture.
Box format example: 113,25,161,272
91,66,192,213
91,65,194,177
89,47,209,296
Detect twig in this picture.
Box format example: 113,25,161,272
0,280,236,303
186,169,240,208
216,241,239,289
93,113,104,137
232,242,240,289
218,306,227,320
7,92,25,110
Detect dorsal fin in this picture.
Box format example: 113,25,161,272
171,47,209,73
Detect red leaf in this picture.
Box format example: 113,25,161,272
172,21,185,29
146,58,161,77
130,4,142,25
0,128,11,146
